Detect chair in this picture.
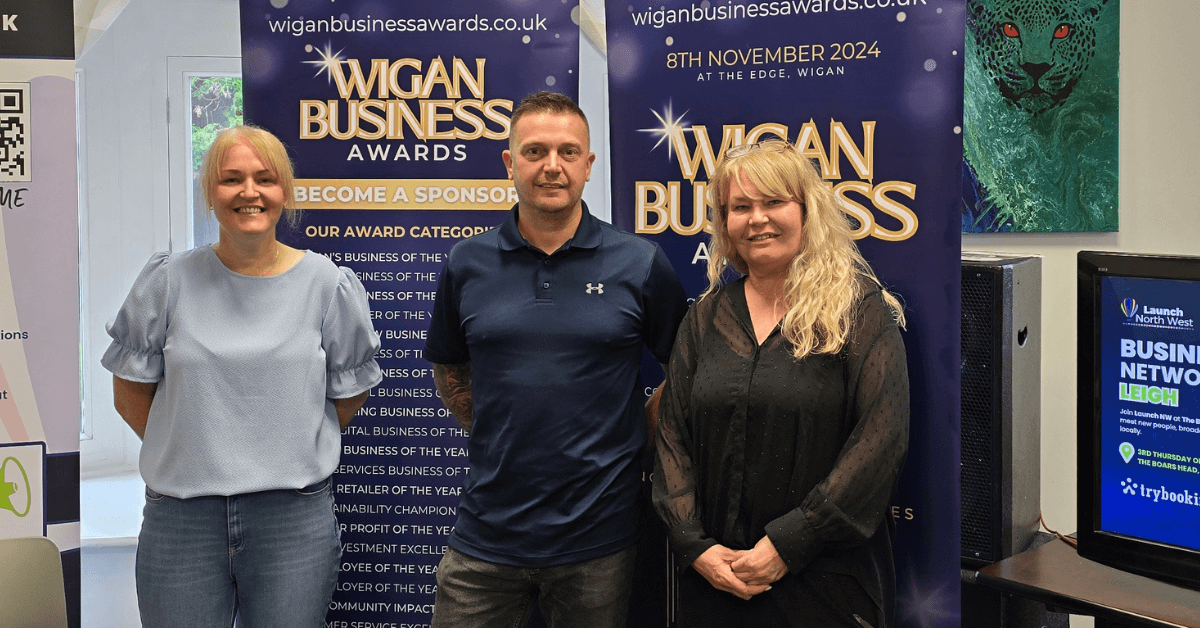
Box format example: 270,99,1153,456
0,536,69,628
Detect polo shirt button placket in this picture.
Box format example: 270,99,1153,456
536,254,553,300
533,251,548,299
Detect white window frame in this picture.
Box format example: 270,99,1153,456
77,67,93,441
167,56,241,252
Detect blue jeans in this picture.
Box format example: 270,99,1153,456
135,478,341,628
431,546,637,628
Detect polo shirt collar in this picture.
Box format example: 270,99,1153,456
497,201,602,253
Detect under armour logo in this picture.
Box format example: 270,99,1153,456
586,283,604,294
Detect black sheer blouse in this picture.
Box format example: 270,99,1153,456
653,279,909,626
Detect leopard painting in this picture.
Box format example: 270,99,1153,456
968,0,1110,115
962,0,1118,232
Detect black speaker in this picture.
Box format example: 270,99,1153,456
960,252,1042,568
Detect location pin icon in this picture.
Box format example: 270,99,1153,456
1120,442,1136,463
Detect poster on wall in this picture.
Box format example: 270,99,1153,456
606,2,965,626
0,0,80,625
962,0,1119,233
239,0,578,624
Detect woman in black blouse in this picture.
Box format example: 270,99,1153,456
652,139,909,628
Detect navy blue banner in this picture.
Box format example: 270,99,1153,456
606,2,964,626
240,1,578,624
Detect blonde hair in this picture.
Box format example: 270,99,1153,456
200,125,299,228
704,139,904,359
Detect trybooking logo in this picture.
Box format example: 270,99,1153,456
1120,477,1200,506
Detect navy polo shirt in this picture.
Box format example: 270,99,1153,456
424,202,687,567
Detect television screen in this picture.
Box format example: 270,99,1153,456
1078,251,1200,588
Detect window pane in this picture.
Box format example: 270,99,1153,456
189,76,242,247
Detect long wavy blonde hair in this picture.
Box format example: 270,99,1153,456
704,138,904,359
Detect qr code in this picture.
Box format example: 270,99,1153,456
0,83,30,183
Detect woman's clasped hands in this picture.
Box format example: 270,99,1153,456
692,535,789,600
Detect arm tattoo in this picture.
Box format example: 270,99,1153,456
433,362,474,433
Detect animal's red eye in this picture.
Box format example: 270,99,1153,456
1053,23,1071,39
1002,22,1020,38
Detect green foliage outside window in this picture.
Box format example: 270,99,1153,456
190,76,243,172
190,75,242,246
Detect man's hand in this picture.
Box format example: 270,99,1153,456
692,545,771,600
730,535,788,586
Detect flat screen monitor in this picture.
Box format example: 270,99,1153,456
1078,250,1200,588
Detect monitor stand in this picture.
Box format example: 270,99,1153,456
970,534,1200,627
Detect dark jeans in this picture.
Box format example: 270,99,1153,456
431,546,638,628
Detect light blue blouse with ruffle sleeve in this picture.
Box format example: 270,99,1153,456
102,246,382,498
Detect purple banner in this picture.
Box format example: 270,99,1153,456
240,1,578,625
606,2,964,626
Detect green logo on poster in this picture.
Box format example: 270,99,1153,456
0,456,31,517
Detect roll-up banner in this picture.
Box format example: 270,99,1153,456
606,2,964,627
239,1,578,624
0,0,80,625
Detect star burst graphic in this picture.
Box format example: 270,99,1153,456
638,101,690,162
303,42,346,83
897,565,958,628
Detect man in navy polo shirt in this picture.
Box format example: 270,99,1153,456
424,91,687,628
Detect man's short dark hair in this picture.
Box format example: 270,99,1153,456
509,91,589,144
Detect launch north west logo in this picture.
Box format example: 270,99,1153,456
1122,298,1137,318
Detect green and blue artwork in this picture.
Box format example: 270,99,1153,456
962,0,1119,233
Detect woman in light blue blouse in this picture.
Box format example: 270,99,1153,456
102,125,382,628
